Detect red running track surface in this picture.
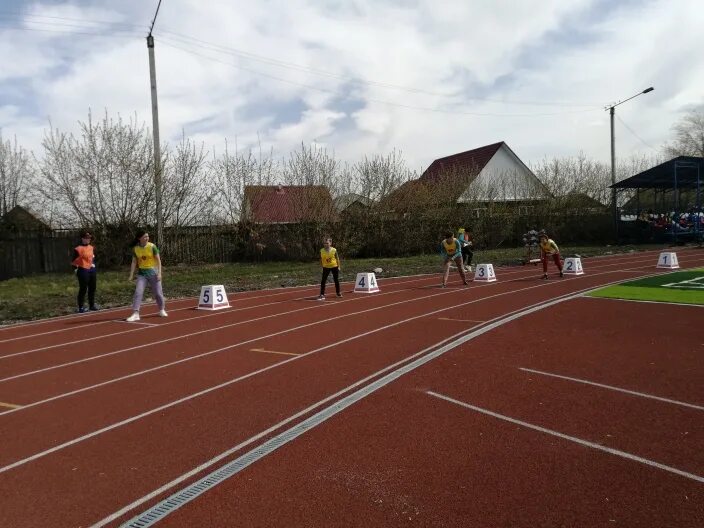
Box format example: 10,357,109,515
0,248,702,527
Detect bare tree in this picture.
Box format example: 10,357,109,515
162,133,214,227
353,149,414,203
663,107,704,158
283,143,340,191
0,132,35,216
212,138,277,223
39,110,154,227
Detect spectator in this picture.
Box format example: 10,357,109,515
71,230,99,313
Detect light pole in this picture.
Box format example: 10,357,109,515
607,86,654,239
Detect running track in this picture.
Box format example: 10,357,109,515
0,248,702,527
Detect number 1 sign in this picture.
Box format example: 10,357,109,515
198,285,230,310
657,252,679,269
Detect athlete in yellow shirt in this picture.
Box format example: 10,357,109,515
440,231,469,287
126,230,167,321
318,237,342,300
539,233,564,279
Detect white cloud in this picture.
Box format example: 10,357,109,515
0,0,702,174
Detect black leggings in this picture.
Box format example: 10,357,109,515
320,267,340,295
462,246,473,265
76,268,97,308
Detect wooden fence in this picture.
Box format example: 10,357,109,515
0,231,75,280
1,211,614,280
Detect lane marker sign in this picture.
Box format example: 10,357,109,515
474,264,496,282
656,252,679,269
198,285,230,310
563,257,584,275
354,273,380,293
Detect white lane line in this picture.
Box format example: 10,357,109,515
250,348,300,357
0,274,559,413
582,296,704,308
102,276,641,528
1,256,678,414
519,368,704,411
0,278,459,381
113,320,160,327
0,273,437,359
0,320,115,344
437,317,486,323
0,271,621,473
0,248,679,354
87,324,466,528
426,390,704,484
3,253,703,413
0,273,432,339
0,247,679,335
0,249,678,362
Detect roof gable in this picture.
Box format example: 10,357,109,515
1,205,51,231
333,193,372,212
243,185,337,223
420,142,503,184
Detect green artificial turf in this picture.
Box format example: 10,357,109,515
588,268,704,305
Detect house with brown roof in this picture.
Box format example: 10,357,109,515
333,193,372,216
0,204,51,232
381,142,551,214
242,185,338,224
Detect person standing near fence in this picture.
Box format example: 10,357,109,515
318,236,342,300
539,232,564,279
126,230,167,321
71,230,99,313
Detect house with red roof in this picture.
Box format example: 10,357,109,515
242,185,338,224
380,141,550,214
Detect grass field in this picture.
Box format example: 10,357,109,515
0,244,667,324
588,267,704,305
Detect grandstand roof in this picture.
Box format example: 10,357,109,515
611,156,703,189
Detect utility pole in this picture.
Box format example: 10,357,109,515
610,106,616,236
147,0,163,245
606,86,654,241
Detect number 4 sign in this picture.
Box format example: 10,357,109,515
354,272,380,293
198,285,230,310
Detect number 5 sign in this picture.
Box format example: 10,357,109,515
198,284,230,310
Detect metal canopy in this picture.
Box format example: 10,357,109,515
611,156,703,189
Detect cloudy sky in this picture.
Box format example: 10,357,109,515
0,0,702,172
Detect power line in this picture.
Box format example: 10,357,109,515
158,39,600,118
616,115,659,152
148,0,163,36
0,24,143,38
157,26,602,108
0,10,148,31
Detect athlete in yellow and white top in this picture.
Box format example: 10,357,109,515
539,233,564,279
318,237,342,300
439,231,469,288
126,230,167,321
